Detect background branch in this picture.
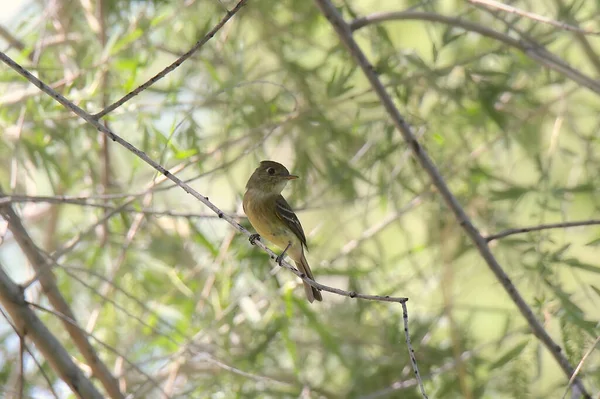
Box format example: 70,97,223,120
0,262,104,399
0,193,124,399
313,1,590,397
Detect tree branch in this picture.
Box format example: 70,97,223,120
0,262,104,399
350,11,600,96
0,194,124,399
486,219,600,242
93,0,248,119
313,1,589,397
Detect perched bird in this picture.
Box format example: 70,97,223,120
243,160,322,302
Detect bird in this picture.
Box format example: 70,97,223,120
243,160,322,302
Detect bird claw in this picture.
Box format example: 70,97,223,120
276,241,292,266
249,234,260,245
275,253,284,265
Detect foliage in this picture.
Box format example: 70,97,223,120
0,0,599,397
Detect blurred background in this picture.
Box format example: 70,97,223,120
1,0,599,397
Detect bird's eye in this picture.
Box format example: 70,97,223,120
267,167,276,175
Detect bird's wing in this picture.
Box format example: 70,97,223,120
274,195,308,249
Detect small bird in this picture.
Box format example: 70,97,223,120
243,160,323,302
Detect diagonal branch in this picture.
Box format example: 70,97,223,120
313,1,590,398
0,51,408,305
486,220,600,242
93,0,248,119
0,261,104,399
0,49,424,396
0,194,124,399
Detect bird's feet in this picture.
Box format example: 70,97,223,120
276,242,292,266
275,253,284,265
249,234,260,245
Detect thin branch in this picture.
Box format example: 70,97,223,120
93,0,248,119
0,36,422,399
85,188,154,333
314,1,590,397
0,308,60,399
561,335,600,399
486,220,600,242
0,195,238,218
197,355,293,388
0,262,104,399
27,302,170,398
349,11,600,96
64,266,190,341
328,194,426,264
97,0,112,248
63,269,181,346
467,0,600,35
0,24,26,51
0,50,408,305
401,301,428,399
552,0,600,76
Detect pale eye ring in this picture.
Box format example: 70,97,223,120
267,167,276,175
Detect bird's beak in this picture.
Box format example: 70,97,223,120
284,174,299,180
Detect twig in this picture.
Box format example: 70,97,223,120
313,0,589,397
93,0,248,119
486,220,600,242
0,194,238,218
64,266,190,338
0,262,104,399
0,308,60,399
0,24,26,52
85,188,153,333
97,0,112,248
561,335,600,399
28,302,170,398
328,194,425,264
401,301,428,398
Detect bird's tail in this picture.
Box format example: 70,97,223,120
295,252,322,303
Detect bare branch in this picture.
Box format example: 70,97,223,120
401,301,428,399
0,262,104,399
93,0,249,119
0,308,60,399
561,335,600,399
467,0,599,35
0,50,408,305
486,220,600,242
313,0,590,397
28,301,171,398
0,195,237,218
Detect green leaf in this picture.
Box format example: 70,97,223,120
591,285,600,299
489,186,530,201
562,258,600,274
585,237,600,247
488,340,530,370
